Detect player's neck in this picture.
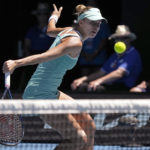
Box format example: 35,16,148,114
73,27,88,41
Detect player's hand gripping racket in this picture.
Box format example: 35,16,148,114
0,72,24,146
1,72,12,99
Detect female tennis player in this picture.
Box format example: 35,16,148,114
3,4,106,150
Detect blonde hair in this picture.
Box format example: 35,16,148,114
74,4,93,17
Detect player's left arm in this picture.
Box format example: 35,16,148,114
47,4,65,37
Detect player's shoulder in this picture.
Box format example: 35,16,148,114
61,29,82,45
62,36,82,48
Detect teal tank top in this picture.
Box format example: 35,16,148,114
23,29,80,99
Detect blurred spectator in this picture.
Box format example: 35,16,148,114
71,25,142,92
130,80,150,93
19,2,54,91
24,2,54,56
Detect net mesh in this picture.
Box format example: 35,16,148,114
0,99,150,150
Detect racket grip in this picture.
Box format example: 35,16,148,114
5,72,10,88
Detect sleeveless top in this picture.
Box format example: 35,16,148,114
23,29,81,99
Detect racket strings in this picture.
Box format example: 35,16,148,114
0,73,24,146
0,115,23,144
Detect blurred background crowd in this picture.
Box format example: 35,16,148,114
1,0,150,94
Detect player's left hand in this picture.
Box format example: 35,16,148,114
52,4,63,18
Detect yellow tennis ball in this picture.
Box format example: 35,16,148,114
114,41,126,54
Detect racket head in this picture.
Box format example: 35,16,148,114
0,73,24,146
0,114,24,146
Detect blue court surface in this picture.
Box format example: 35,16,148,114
0,143,150,150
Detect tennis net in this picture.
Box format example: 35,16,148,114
0,99,150,150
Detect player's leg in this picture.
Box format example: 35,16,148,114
59,91,96,150
41,113,87,150
40,91,87,150
73,113,96,150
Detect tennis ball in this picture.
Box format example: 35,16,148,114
114,41,126,54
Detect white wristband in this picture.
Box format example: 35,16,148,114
48,15,58,23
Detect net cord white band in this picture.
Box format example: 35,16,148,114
0,99,150,114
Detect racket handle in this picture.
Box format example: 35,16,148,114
5,72,10,88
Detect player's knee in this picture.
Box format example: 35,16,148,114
74,129,88,149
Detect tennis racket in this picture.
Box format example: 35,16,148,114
0,72,24,146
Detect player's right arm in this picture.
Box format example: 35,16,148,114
3,36,82,74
